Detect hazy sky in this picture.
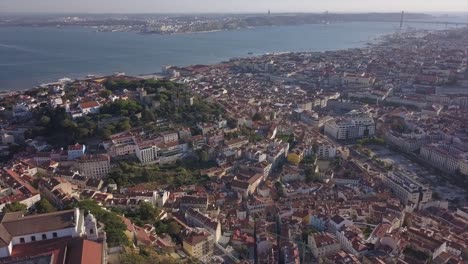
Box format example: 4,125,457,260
1,0,467,13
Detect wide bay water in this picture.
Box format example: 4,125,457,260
0,20,458,90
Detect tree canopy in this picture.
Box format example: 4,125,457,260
35,198,56,214
109,162,209,188
3,202,27,213
100,99,142,116
120,247,187,264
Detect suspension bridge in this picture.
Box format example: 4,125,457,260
399,11,468,28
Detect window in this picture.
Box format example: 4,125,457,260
20,237,25,244
31,236,36,242
89,228,94,234
53,232,58,238
42,234,47,240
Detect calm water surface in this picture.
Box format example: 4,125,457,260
0,21,454,90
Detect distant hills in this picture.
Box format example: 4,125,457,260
0,13,434,34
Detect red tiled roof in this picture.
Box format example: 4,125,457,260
68,144,84,151
79,101,100,109
9,236,72,263
6,237,101,264
67,238,103,264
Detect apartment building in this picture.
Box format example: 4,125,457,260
342,72,375,87
0,169,41,211
67,143,86,160
104,133,136,158
38,177,76,209
179,195,208,211
420,143,467,174
135,140,159,164
77,154,111,179
382,171,432,207
185,208,222,242
324,115,375,140
335,224,369,257
385,132,427,153
308,232,341,259
317,144,337,159
182,228,214,261
161,131,179,144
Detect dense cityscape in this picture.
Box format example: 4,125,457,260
0,7,467,264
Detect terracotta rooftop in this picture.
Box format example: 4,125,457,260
79,101,100,109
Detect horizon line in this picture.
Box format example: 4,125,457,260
1,11,467,15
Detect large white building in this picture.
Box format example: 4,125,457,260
104,133,137,158
385,132,428,153
420,143,468,175
317,144,337,159
135,140,188,165
324,115,375,140
77,154,111,179
382,171,432,207
126,190,170,208
158,142,189,164
342,73,375,87
136,140,160,164
104,129,188,164
0,208,95,258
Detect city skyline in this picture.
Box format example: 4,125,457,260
1,0,468,14
0,0,468,263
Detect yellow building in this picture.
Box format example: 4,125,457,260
287,149,304,165
182,229,214,260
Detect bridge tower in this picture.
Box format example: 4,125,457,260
400,11,405,29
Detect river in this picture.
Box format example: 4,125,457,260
0,21,457,90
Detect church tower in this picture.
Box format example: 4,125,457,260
85,213,99,241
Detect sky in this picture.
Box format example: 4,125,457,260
0,0,467,14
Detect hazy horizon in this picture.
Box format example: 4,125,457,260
1,0,467,14
2,11,468,15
